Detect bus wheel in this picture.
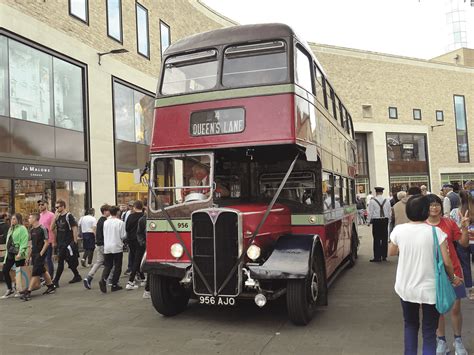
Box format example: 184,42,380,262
348,226,358,268
286,252,323,325
150,274,189,317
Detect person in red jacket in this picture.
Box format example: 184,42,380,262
426,194,470,355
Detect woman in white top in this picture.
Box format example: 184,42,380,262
389,194,454,355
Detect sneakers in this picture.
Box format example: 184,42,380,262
83,276,92,290
453,338,468,355
468,288,474,300
53,280,60,288
140,280,147,288
69,274,82,284
126,281,139,290
99,279,107,293
20,290,31,301
142,290,151,299
437,338,448,355
81,259,86,268
111,285,123,292
42,284,56,295
1,289,15,299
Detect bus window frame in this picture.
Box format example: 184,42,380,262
294,43,315,95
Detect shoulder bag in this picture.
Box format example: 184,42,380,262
432,226,456,314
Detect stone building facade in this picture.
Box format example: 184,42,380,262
0,0,234,218
311,44,474,196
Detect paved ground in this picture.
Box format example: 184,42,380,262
0,225,472,354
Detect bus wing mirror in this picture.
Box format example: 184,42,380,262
305,146,318,162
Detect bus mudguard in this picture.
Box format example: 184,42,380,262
248,234,322,280
142,261,191,279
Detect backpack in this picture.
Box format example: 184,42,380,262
372,198,387,218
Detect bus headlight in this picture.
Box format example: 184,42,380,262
246,244,261,261
170,243,184,258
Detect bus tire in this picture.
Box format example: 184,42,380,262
348,226,359,268
150,274,189,317
286,250,324,325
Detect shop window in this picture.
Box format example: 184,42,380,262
69,0,89,24
386,133,429,177
436,110,444,122
53,58,84,132
389,107,398,119
56,180,86,218
14,180,52,223
160,20,170,56
107,0,123,43
0,36,7,117
0,179,11,214
9,40,53,125
136,3,150,58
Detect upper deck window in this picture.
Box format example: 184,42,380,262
222,41,287,87
295,46,313,94
161,50,218,95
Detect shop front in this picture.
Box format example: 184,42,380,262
0,162,88,222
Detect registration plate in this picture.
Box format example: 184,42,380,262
198,295,236,306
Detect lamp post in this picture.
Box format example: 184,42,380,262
97,48,129,65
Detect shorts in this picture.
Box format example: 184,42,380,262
454,283,467,299
32,254,47,277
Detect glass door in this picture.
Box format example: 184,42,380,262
14,179,52,224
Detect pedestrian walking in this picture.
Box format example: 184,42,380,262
367,187,391,262
38,200,55,278
78,208,97,267
389,195,454,354
365,190,373,209
450,186,474,300
136,213,150,298
20,213,56,301
125,200,145,290
356,195,366,225
425,194,469,355
442,184,460,217
392,187,421,227
83,204,110,289
99,205,126,293
51,199,81,287
0,213,9,244
1,213,28,299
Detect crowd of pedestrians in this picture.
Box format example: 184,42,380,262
1,198,150,301
369,181,474,355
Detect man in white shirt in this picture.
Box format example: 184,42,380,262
442,184,460,217
367,187,391,262
78,208,97,267
99,205,126,293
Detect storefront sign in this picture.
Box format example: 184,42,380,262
190,108,245,137
14,164,54,179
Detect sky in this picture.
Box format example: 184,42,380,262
202,0,474,59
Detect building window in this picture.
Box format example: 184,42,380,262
362,104,373,118
107,0,122,43
69,0,89,24
413,109,422,120
160,20,170,57
136,3,150,58
436,110,444,122
454,95,469,163
1,35,86,161
389,107,398,119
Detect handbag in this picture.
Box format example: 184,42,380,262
7,243,19,255
432,226,456,314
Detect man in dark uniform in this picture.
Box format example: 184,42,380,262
367,187,391,262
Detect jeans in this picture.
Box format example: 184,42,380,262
400,299,439,355
88,245,104,279
129,244,145,283
53,245,80,284
456,243,472,288
101,252,123,286
45,244,54,278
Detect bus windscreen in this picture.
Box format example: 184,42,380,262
223,41,287,87
161,50,218,95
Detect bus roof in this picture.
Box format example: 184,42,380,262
164,23,296,56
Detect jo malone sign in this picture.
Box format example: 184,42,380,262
15,164,54,179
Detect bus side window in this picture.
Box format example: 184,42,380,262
295,46,314,94
322,172,334,211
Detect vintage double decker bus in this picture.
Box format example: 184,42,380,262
143,23,358,325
